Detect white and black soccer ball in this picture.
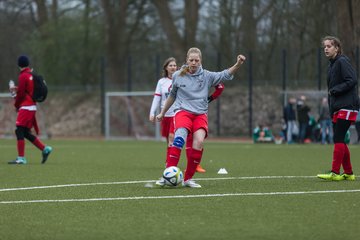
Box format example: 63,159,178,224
163,166,184,186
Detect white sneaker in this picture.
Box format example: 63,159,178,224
183,179,201,188
155,177,165,187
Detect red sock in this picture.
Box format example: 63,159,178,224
166,146,181,167
17,139,25,157
184,149,203,181
332,143,345,174
186,134,193,162
185,147,191,163
342,144,353,174
32,138,45,151
165,146,171,165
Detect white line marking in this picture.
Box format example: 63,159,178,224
0,176,315,192
1,189,360,204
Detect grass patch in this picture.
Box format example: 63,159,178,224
1,139,360,240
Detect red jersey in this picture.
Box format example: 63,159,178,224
211,82,225,100
15,68,35,109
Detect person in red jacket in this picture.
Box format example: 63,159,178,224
187,82,225,173
8,55,52,164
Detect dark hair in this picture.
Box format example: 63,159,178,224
162,57,176,78
17,55,30,68
322,36,342,55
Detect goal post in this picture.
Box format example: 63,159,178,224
0,92,49,139
104,91,161,140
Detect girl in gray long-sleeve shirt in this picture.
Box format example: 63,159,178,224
155,47,246,188
170,66,233,114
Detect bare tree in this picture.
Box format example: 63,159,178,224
336,0,360,64
34,0,49,27
218,0,238,65
101,0,128,87
101,0,149,87
151,0,199,61
80,0,92,85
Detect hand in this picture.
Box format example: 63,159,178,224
156,113,164,122
149,115,155,122
237,55,246,65
9,86,17,92
9,86,17,98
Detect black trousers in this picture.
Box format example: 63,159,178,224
333,119,351,143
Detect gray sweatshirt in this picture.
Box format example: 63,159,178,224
170,65,234,114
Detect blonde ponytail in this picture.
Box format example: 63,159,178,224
179,66,190,76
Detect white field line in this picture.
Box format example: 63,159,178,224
1,189,360,204
0,175,315,192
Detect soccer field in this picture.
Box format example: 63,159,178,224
0,139,360,240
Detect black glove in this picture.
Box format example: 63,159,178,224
208,96,214,103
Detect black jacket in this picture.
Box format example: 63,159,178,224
283,103,296,122
297,103,310,123
327,54,359,115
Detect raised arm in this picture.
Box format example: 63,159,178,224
228,55,246,75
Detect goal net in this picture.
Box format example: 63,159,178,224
0,93,16,138
105,91,161,140
0,93,49,139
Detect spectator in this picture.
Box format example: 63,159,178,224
297,95,310,143
253,124,274,143
283,97,297,143
319,97,333,144
355,109,360,143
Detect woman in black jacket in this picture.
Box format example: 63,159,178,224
317,36,359,181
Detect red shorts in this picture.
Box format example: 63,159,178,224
174,110,208,136
161,116,174,137
332,110,358,123
16,109,37,129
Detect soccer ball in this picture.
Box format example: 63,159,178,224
163,166,184,186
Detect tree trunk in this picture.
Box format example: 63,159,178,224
81,0,92,85
101,0,128,88
184,0,199,48
336,0,359,63
152,0,199,62
219,0,235,65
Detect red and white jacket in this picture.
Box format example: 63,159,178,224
15,68,36,110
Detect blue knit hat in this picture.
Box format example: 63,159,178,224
17,55,30,68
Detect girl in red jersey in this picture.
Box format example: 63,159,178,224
317,36,359,181
8,55,52,164
149,57,178,162
188,82,225,173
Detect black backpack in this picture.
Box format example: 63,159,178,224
31,72,48,102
